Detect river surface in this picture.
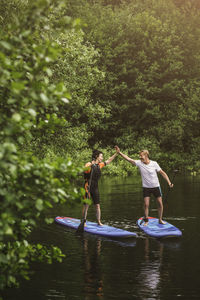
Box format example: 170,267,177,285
3,174,200,299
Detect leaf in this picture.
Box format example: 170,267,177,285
11,81,26,92
0,254,8,263
35,199,43,211
57,188,67,197
4,225,13,235
61,97,69,103
45,217,53,224
45,68,53,77
0,41,12,50
37,244,43,250
28,109,37,117
40,93,49,104
12,113,21,122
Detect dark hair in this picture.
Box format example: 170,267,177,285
92,149,103,161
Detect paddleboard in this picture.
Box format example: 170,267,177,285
55,216,137,238
137,217,182,238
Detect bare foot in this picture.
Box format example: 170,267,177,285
97,222,103,226
140,217,148,226
159,220,166,225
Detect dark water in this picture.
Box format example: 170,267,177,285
3,175,200,300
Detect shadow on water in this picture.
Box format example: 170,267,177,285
3,174,200,299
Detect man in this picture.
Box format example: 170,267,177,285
115,146,173,225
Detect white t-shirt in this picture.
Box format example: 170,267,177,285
135,160,161,188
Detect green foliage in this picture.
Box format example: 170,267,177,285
0,0,86,293
65,0,200,172
0,150,81,240
0,240,65,290
2,0,200,295
26,21,108,155
53,31,108,129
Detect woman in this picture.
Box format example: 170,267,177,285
82,149,117,226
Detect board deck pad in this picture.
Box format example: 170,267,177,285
55,216,137,238
137,217,182,238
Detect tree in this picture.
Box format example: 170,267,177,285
67,0,200,164
0,0,87,292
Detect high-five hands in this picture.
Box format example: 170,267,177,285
115,145,120,153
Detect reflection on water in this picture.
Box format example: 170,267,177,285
81,233,137,300
82,238,104,300
3,175,200,300
137,239,163,299
46,289,66,299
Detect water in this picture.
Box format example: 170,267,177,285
3,175,200,300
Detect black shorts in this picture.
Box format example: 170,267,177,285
143,187,162,198
85,186,100,205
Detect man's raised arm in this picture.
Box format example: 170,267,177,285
115,145,136,165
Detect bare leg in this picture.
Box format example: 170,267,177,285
82,204,89,223
156,197,165,224
95,204,103,225
144,197,150,218
144,197,150,225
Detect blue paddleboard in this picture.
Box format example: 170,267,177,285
137,217,182,238
55,216,137,238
